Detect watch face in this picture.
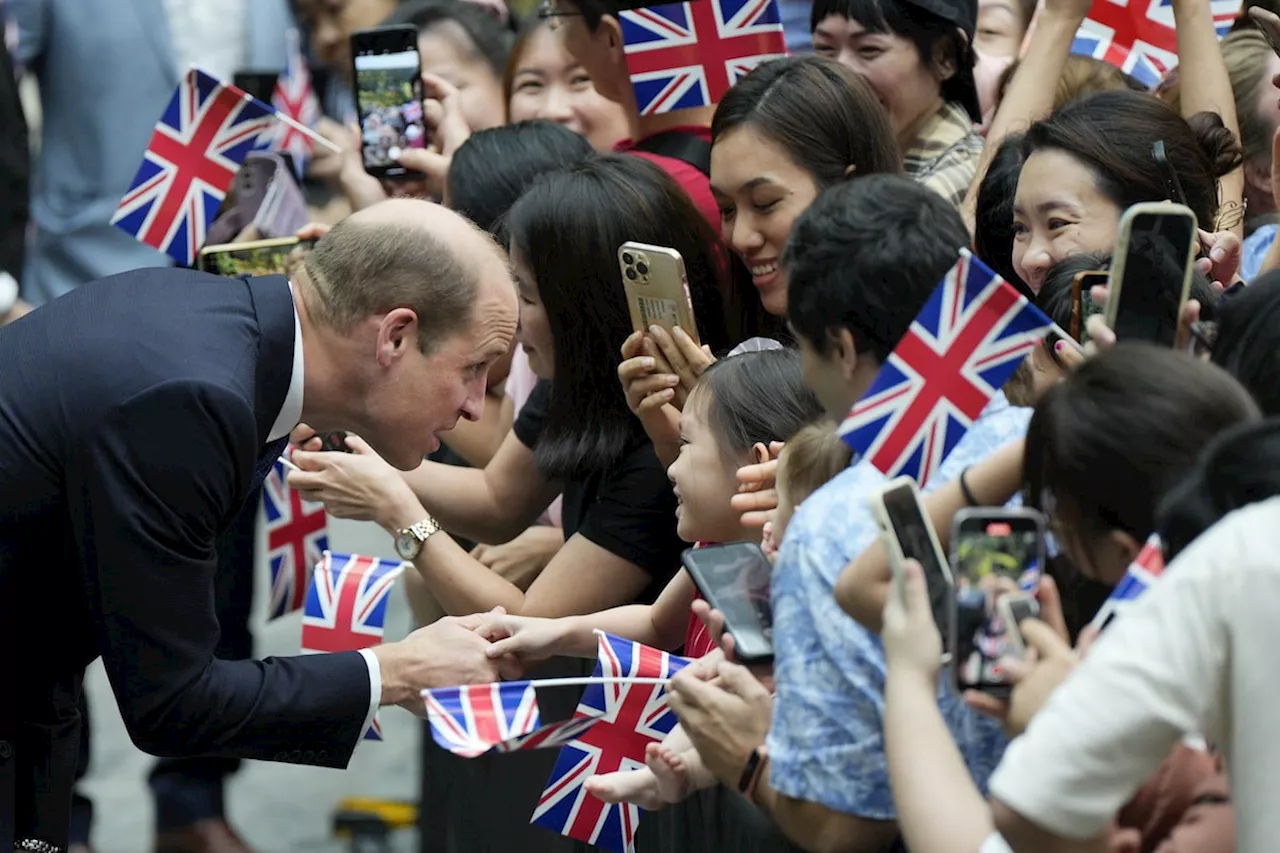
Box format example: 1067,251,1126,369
396,530,420,559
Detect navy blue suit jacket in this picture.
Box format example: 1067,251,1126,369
0,269,370,847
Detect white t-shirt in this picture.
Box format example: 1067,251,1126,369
989,497,1280,852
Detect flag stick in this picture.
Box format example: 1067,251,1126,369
418,677,671,700
277,456,300,471
1048,321,1084,353
272,110,342,154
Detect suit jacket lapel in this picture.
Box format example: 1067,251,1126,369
129,0,179,82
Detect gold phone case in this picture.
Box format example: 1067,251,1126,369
618,241,701,346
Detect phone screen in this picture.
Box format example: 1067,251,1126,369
1113,212,1195,346
881,484,953,650
681,544,773,663
353,32,426,178
951,512,1045,693
200,239,316,277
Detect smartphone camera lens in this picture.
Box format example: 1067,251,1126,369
636,261,649,277
625,267,638,281
622,252,634,265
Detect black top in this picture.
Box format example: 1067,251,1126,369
512,381,684,603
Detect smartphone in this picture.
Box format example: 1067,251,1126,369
198,237,317,277
351,25,427,180
318,431,351,453
996,594,1040,659
949,508,1046,694
679,543,774,665
618,242,701,347
1070,270,1109,344
868,477,954,660
1105,202,1198,347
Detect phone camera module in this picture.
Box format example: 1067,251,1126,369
625,266,638,281
622,252,634,265
636,261,649,277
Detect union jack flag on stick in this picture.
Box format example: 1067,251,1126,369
423,680,609,757
261,446,328,620
1071,0,1242,90
839,249,1052,488
531,633,690,853
1090,534,1167,630
268,29,321,177
621,0,787,116
302,551,406,741
110,68,275,266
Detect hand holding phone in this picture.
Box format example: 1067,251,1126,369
352,25,428,180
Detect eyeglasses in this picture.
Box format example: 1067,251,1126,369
537,0,584,29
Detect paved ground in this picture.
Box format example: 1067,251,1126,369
80,517,422,853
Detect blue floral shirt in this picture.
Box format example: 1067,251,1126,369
1242,224,1276,283
766,392,1032,819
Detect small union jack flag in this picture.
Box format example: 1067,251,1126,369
1090,534,1167,629
839,250,1051,488
301,551,405,654
261,446,328,620
424,681,607,757
111,68,276,267
1072,0,1242,89
531,634,690,853
268,29,321,178
621,0,787,116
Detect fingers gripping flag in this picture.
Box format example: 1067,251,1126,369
424,681,608,757
1071,1,1243,90
621,0,787,115
111,68,275,266
838,249,1052,488
261,445,328,621
302,551,406,741
532,634,690,853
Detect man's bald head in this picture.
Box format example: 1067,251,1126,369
301,198,509,355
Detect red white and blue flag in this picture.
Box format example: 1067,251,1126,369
620,0,787,116
302,551,406,742
267,29,321,178
110,68,275,267
1090,534,1167,629
424,681,607,757
262,446,328,621
531,634,690,853
1071,0,1243,90
839,249,1051,488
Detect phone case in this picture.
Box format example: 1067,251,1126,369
198,237,304,276
618,242,701,346
1104,202,1198,343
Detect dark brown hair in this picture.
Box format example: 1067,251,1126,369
1021,90,1243,230
711,56,902,189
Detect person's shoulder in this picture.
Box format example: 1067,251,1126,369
1173,496,1280,581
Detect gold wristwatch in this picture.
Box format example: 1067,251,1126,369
394,516,440,560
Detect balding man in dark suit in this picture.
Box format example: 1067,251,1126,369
0,199,520,851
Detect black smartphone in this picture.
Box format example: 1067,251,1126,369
1152,141,1208,262
1105,203,1198,347
351,25,427,180
949,508,1046,696
870,477,955,660
1071,270,1108,345
318,431,351,453
680,543,774,666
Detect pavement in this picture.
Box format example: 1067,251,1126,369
79,517,422,853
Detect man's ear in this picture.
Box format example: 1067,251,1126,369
377,308,419,367
598,13,626,60
828,327,860,382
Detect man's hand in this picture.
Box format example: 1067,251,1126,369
666,660,772,786
377,608,517,713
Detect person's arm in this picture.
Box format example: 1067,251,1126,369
961,0,1090,232
837,439,1025,632
401,429,560,546
68,383,371,763
1170,0,1245,237
482,570,699,659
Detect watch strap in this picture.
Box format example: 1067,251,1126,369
737,744,768,797
408,517,440,541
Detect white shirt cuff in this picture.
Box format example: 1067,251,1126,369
357,648,383,740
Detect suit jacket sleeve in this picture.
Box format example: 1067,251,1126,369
66,380,371,767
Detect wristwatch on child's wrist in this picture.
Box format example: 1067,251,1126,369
394,516,440,560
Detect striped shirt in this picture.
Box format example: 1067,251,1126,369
904,101,984,211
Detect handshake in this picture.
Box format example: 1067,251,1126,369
370,606,526,714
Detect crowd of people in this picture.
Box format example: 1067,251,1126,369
3,0,1280,851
